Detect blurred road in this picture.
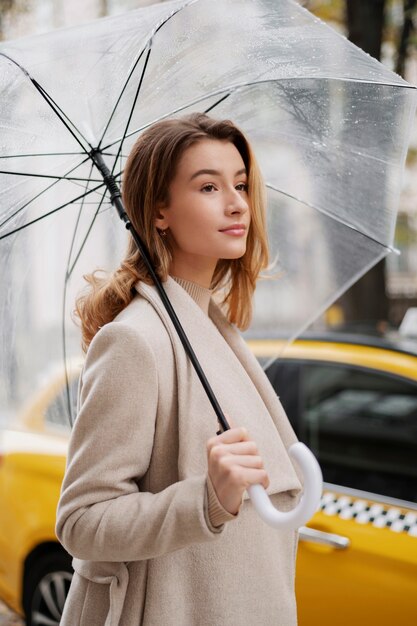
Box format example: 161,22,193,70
0,601,23,625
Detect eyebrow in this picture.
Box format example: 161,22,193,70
189,167,247,181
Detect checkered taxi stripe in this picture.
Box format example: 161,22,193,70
320,492,417,537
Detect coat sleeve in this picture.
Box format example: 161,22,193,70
56,322,224,562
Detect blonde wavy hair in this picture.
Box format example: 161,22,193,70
76,113,269,351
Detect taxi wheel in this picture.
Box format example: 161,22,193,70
23,551,73,626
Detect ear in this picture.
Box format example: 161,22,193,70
154,202,169,231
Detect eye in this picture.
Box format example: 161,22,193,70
201,184,216,193
236,182,248,192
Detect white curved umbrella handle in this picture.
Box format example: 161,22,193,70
247,442,323,530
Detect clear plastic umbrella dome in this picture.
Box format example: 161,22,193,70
0,0,416,427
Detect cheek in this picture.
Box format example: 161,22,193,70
171,198,216,233
173,217,216,251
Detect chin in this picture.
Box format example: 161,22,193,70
221,248,247,260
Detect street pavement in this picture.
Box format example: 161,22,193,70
0,601,23,625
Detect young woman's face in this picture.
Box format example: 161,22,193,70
156,139,251,283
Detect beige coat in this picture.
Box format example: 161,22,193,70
56,277,302,626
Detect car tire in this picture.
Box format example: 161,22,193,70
23,550,73,626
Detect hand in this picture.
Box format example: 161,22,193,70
206,424,270,515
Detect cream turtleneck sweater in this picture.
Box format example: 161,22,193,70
171,275,236,528
171,276,212,314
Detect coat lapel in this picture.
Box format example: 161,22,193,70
208,302,300,452
135,277,301,498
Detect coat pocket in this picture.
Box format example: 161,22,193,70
72,558,130,626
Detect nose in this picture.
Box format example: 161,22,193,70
225,187,249,216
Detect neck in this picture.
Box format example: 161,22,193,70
169,257,216,289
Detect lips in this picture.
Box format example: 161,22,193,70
219,223,247,233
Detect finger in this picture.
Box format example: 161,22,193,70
214,441,259,456
230,467,270,490
220,454,264,470
208,427,249,450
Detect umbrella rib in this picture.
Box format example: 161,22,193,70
0,180,105,229
203,83,390,168
97,46,147,151
204,93,231,113
0,182,106,241
67,187,108,279
153,0,199,35
0,154,94,231
110,46,152,176
266,183,397,252
100,74,417,153
31,79,93,153
62,168,108,426
62,205,88,425
0,52,92,156
66,159,100,278
97,0,197,151
0,170,102,183
0,152,86,159
260,249,390,370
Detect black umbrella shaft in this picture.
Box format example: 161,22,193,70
93,151,230,434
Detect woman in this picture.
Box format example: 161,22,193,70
56,113,302,626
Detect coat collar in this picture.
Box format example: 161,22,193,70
136,276,299,447
135,277,302,497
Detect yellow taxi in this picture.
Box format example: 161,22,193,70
248,331,417,626
0,368,76,626
1,334,417,624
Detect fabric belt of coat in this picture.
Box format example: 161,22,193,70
72,559,129,626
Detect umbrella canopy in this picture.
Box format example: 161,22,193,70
0,0,416,429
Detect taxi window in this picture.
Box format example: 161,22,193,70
44,377,79,430
264,360,301,432
300,363,417,503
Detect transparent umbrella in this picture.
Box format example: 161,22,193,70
0,0,416,528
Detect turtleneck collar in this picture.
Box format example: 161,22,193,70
171,276,212,315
